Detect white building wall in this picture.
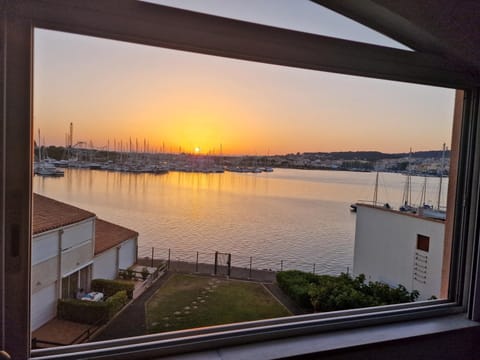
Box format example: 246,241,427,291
31,282,57,331
93,248,118,280
62,219,94,250
61,241,93,276
119,239,137,269
32,231,58,266
353,205,445,301
31,218,95,331
31,257,58,295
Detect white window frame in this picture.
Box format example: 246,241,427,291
1,1,479,359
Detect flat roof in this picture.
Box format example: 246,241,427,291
95,218,138,255
33,193,95,234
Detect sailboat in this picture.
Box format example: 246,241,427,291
419,144,447,220
350,171,391,212
398,145,447,220
34,129,64,177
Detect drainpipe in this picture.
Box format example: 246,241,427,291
57,228,64,299
116,246,120,277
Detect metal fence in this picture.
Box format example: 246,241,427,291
137,246,325,282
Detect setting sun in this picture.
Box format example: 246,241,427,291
194,147,201,154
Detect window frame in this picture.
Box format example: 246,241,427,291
416,234,430,252
1,1,480,359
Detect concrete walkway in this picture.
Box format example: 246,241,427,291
137,259,277,283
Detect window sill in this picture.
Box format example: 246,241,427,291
32,313,480,360
155,314,480,360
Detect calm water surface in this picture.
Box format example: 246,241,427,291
33,168,448,275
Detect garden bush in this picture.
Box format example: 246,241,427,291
277,270,419,312
106,290,128,318
57,298,108,324
57,290,129,324
91,278,135,299
276,270,319,309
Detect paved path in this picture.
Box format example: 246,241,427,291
92,272,173,340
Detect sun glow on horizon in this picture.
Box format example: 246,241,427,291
34,29,455,156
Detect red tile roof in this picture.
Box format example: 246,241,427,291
33,194,138,255
33,194,95,234
94,218,138,255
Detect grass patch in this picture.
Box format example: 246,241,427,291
146,273,290,333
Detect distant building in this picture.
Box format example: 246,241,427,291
353,204,445,301
31,194,138,331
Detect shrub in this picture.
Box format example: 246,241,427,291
58,298,109,324
91,278,135,299
277,270,419,312
105,290,128,318
57,290,129,325
276,270,319,309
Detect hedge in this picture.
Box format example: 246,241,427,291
57,290,129,325
106,290,128,319
276,270,319,309
276,270,419,312
57,298,109,324
91,278,135,299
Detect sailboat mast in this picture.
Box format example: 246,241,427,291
373,171,379,206
402,149,412,206
420,176,427,207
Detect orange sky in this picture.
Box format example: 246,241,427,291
33,25,455,155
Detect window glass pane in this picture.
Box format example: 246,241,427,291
31,28,455,346
143,0,409,50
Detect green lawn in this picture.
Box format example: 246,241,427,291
145,273,291,333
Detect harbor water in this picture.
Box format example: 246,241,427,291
33,168,448,275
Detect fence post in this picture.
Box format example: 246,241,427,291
151,247,154,267
214,251,218,275
249,256,252,279
167,248,171,270
280,260,283,272
313,263,316,274
227,253,231,277
195,251,199,273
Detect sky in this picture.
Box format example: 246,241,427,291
33,0,455,155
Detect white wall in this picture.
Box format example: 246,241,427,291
31,282,57,331
32,232,58,266
93,238,137,280
31,218,95,331
92,248,117,280
31,257,58,294
61,241,93,276
119,239,137,270
61,220,94,251
353,205,445,300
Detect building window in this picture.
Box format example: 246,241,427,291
61,265,91,299
417,234,430,252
